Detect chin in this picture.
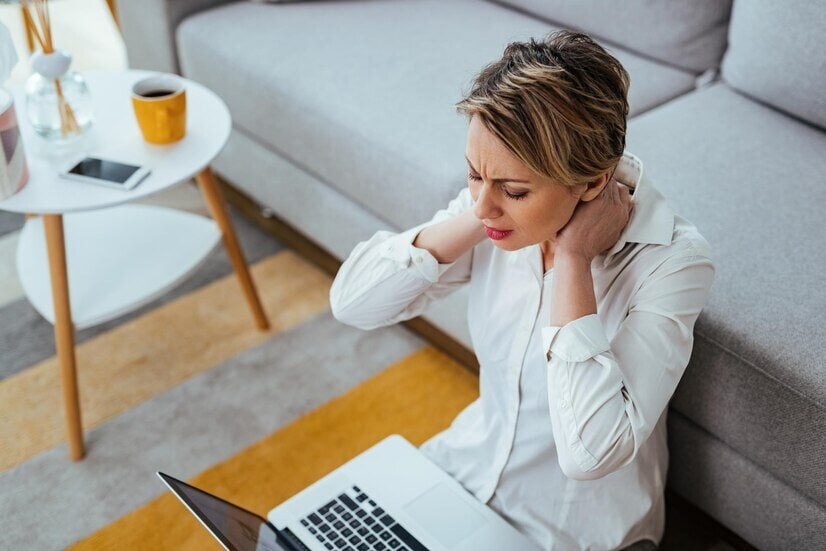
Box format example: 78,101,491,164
489,238,523,252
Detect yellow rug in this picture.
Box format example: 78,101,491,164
71,346,479,550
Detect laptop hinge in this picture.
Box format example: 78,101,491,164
276,526,312,551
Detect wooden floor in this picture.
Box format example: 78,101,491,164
217,175,758,551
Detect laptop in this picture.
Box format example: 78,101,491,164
159,433,541,550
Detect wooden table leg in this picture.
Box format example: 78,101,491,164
195,167,270,330
42,214,85,461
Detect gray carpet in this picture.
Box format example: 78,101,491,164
0,311,425,549
0,210,24,237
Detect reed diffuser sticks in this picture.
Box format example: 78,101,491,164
21,0,80,137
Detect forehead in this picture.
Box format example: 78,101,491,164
465,117,526,170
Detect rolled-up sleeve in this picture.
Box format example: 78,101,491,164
542,243,715,480
329,187,474,330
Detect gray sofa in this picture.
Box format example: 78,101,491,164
116,0,826,548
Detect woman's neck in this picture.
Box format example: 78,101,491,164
540,239,556,273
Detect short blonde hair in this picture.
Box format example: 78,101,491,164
456,30,630,190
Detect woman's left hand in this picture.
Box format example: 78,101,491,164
555,180,634,262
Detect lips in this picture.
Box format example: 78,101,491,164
484,226,512,240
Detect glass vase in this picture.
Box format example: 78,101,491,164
24,51,93,143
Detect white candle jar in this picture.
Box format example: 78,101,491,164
0,86,29,200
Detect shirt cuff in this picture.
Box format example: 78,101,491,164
378,223,456,283
541,313,611,363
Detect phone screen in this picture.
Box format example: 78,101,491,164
69,157,141,184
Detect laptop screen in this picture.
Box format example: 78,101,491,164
159,473,290,551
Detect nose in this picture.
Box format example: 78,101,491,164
473,183,501,221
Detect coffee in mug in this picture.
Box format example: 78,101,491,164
141,89,176,98
131,75,186,144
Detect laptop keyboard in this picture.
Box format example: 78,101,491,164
299,484,428,551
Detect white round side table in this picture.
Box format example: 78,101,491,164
0,68,270,462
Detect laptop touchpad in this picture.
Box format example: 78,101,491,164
403,483,487,548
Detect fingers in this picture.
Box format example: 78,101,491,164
603,180,621,204
613,183,633,220
602,181,633,211
601,181,617,203
619,185,633,218
617,182,631,199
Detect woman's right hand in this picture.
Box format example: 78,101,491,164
464,206,490,242
413,203,487,264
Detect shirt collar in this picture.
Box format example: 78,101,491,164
517,151,675,278
600,151,674,267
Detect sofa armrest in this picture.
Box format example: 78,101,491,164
115,0,237,74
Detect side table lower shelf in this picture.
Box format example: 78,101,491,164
18,204,222,329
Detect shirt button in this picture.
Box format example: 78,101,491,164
415,256,423,263
559,399,568,409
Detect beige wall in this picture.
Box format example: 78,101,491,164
0,0,126,88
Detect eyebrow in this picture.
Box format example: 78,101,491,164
465,156,531,184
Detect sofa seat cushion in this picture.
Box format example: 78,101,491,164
626,82,826,507
176,0,696,233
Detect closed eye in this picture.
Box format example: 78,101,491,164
467,173,528,201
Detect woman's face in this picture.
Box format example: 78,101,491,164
465,115,588,252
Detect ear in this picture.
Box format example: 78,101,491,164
577,172,611,202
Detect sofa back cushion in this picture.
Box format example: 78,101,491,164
721,0,826,130
491,0,733,73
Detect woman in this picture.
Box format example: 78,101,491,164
330,30,715,551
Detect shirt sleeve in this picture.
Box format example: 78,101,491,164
329,187,474,330
542,242,715,481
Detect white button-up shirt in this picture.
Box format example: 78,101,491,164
330,151,715,550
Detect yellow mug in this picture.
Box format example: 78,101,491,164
131,75,187,144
